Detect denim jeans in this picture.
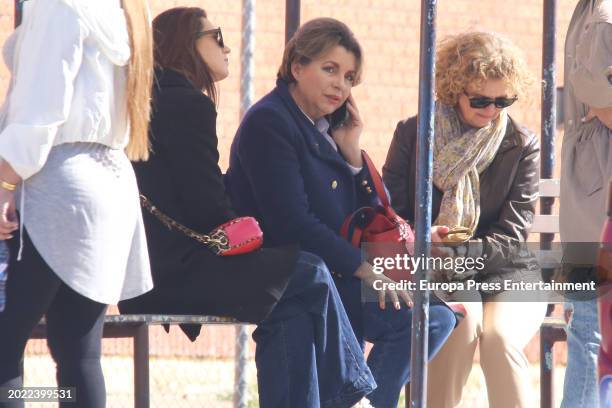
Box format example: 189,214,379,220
253,252,376,408
561,298,601,408
362,302,456,408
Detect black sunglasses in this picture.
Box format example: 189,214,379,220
464,92,518,109
196,28,224,49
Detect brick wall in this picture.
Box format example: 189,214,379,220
4,1,575,362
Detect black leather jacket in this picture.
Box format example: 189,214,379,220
382,115,541,292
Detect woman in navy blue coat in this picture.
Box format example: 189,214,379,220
119,8,377,408
226,18,456,408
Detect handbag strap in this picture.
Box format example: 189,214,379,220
340,206,376,246
139,195,229,249
361,150,390,208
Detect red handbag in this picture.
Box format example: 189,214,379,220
340,153,468,322
140,195,263,256
340,151,415,282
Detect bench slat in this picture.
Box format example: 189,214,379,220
542,316,565,327
103,314,238,325
539,179,560,198
532,214,560,234
534,249,563,268
33,314,239,330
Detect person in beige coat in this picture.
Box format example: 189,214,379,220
559,1,612,407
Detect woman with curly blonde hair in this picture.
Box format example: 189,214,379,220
383,31,546,407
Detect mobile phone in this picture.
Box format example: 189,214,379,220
329,101,350,131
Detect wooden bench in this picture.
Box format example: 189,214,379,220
29,314,238,408
531,178,566,408
27,179,565,408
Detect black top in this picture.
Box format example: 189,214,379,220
120,69,297,340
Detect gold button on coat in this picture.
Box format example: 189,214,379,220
331,180,338,189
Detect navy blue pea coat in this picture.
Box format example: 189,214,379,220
226,79,378,340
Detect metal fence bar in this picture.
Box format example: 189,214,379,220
540,0,557,253
14,0,23,28
234,325,250,408
285,0,300,44
540,1,557,407
235,1,257,407
409,0,438,407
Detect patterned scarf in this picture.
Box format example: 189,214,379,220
432,102,508,237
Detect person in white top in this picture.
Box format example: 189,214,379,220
0,1,153,407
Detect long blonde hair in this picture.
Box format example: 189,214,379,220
122,0,153,161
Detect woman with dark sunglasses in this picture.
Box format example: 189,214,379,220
118,7,376,407
383,31,545,407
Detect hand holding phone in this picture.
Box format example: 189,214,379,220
330,94,363,168
330,101,350,132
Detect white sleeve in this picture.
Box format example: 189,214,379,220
569,21,612,109
0,0,86,180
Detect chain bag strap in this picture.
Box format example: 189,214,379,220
140,195,230,255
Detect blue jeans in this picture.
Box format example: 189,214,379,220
561,298,601,408
253,252,376,408
362,302,456,408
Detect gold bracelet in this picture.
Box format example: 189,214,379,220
0,180,16,192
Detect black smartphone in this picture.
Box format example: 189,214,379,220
329,101,350,131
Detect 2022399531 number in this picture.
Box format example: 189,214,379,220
1,387,75,402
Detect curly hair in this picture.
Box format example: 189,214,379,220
435,32,534,106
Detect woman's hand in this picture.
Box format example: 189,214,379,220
431,225,454,257
0,189,17,240
0,160,21,240
331,94,364,168
431,225,450,243
354,262,413,310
